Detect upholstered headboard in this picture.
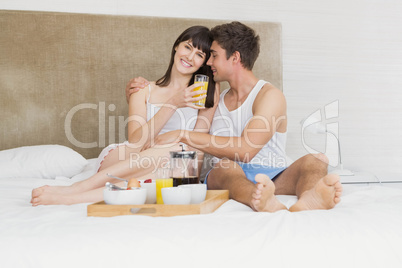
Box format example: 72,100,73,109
0,10,282,158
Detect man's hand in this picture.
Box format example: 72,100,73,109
125,77,150,103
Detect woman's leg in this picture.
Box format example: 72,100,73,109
31,184,107,206
31,144,142,197
98,143,142,171
31,143,181,205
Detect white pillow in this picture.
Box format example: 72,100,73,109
0,145,88,179
70,158,98,182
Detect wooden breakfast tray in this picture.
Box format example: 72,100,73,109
87,190,229,217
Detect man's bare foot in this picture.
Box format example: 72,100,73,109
289,174,342,212
250,174,287,212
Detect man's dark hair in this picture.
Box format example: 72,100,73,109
211,21,260,70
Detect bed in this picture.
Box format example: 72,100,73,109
1,10,402,268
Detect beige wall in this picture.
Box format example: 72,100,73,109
2,0,402,177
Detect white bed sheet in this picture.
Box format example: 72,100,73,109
1,161,402,268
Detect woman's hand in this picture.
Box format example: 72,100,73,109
125,77,150,103
167,84,207,109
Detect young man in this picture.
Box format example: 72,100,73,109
127,22,342,212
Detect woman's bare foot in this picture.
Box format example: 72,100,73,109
250,174,287,212
31,192,74,206
31,184,80,199
31,185,80,205
31,185,50,198
31,185,106,206
289,174,342,212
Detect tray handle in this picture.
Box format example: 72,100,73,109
130,207,158,215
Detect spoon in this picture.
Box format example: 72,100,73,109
106,173,128,185
105,182,126,191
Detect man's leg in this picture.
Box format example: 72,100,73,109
207,159,286,212
273,153,329,196
272,153,342,211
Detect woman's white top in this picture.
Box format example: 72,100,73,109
146,84,198,134
96,84,198,171
209,80,288,168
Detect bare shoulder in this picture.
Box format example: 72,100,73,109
129,81,155,103
259,83,285,99
254,83,286,111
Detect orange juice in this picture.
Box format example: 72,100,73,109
193,74,209,107
156,178,173,204
193,81,208,107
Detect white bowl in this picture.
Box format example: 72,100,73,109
161,187,191,205
178,184,207,204
103,188,147,205
139,179,156,204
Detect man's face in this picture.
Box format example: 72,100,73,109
207,41,232,82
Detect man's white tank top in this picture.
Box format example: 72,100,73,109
209,80,288,168
146,84,198,134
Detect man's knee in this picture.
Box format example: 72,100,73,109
207,159,240,188
314,153,329,165
208,160,230,183
207,163,222,189
301,153,328,173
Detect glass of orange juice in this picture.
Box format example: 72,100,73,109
156,168,173,204
193,74,209,107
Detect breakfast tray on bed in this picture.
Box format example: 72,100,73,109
87,190,229,217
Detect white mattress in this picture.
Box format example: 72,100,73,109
1,160,402,268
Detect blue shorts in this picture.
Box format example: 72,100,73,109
204,162,286,185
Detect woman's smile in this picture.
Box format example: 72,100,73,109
180,59,193,68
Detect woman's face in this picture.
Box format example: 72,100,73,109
174,40,207,75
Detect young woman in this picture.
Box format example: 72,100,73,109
31,26,219,206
